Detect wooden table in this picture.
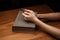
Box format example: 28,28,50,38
0,5,60,40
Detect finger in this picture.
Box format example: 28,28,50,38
24,12,30,15
24,9,33,12
22,13,29,17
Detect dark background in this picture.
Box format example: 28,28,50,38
0,0,60,12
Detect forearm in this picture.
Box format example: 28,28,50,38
33,18,60,39
37,13,60,20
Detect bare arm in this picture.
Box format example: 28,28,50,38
22,9,60,39
33,18,60,39
37,13,60,20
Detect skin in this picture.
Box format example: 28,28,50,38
37,13,60,20
22,9,60,39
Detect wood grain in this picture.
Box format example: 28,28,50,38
0,4,59,40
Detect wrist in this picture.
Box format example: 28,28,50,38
36,14,44,18
33,17,39,23
37,14,48,19
36,14,39,18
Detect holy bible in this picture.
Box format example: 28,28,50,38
12,11,36,32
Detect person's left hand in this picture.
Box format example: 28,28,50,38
22,9,37,22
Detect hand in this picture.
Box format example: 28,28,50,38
22,9,37,22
